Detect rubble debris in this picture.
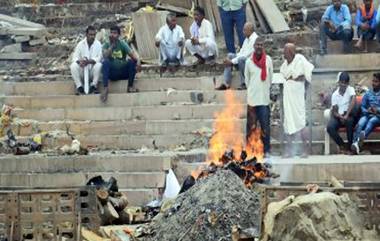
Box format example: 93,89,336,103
262,192,380,241
139,170,261,241
0,14,47,60
59,139,88,155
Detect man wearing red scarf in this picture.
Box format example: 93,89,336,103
355,0,377,51
244,37,273,157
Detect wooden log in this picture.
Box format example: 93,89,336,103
109,195,129,212
81,228,106,241
96,188,109,205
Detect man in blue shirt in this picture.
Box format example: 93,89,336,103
217,0,247,54
355,0,377,51
351,73,380,154
320,0,353,54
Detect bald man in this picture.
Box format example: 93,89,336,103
216,22,258,90
280,43,314,158
155,13,185,67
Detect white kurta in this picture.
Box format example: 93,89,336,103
155,24,185,64
70,38,103,91
244,55,273,107
185,19,218,58
280,54,314,135
231,32,258,65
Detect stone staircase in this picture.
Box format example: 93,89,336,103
2,0,380,206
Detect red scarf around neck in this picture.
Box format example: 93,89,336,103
360,2,374,20
252,51,267,81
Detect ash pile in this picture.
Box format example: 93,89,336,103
139,170,262,241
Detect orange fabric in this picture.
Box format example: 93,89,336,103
360,2,374,20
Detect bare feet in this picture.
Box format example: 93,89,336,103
100,86,109,103
354,38,363,49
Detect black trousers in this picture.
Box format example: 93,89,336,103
327,114,355,147
246,105,271,154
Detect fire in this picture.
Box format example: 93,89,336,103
207,90,264,164
207,90,244,164
246,128,264,162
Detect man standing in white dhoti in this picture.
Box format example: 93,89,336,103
70,26,102,95
280,43,314,158
185,7,218,65
155,13,185,68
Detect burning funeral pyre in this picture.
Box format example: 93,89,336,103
187,90,279,190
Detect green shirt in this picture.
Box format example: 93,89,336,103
217,0,247,11
103,39,132,69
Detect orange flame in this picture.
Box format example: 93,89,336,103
207,90,245,165
246,128,264,162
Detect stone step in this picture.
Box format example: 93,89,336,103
0,172,165,189
12,103,325,122
327,39,380,55
13,119,329,140
13,104,234,121
315,53,380,70
2,77,214,96
0,153,171,173
10,131,333,152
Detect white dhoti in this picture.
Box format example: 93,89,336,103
70,62,102,89
159,42,182,64
185,39,217,59
283,80,307,134
280,54,314,135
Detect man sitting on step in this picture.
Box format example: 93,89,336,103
101,25,142,103
355,0,377,51
351,73,380,154
327,72,357,154
320,0,353,54
185,7,218,65
215,22,258,91
70,25,102,95
155,13,185,69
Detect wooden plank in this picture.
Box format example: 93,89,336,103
246,2,257,29
160,0,193,9
132,11,169,61
0,52,37,60
210,0,222,32
0,13,45,29
156,3,189,15
250,0,269,33
255,0,290,33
